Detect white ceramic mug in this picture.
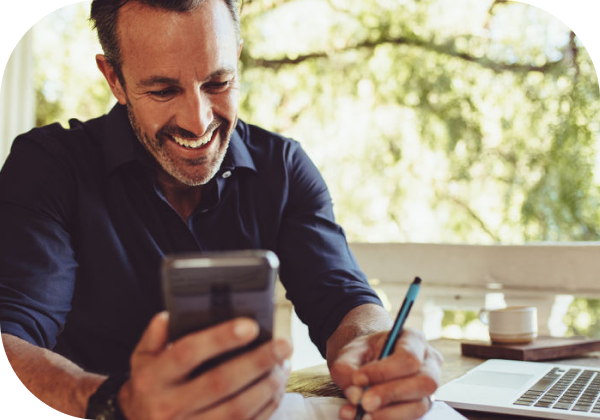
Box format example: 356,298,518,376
479,306,538,344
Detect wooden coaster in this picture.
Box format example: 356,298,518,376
461,336,600,361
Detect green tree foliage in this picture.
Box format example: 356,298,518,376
564,298,600,337
33,1,113,128
237,0,600,244
32,1,600,243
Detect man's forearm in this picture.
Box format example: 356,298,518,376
2,333,106,417
325,303,393,368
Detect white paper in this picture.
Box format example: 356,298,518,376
269,393,310,420
305,397,346,419
270,393,467,420
422,401,468,420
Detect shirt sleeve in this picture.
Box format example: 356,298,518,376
0,132,78,349
276,141,382,357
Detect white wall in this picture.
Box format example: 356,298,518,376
0,30,35,166
277,242,600,369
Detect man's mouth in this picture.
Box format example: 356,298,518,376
169,124,220,149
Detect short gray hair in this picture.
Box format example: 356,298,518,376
90,0,242,85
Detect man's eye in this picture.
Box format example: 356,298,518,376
149,89,176,99
206,81,231,92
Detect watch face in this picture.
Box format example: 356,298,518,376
96,409,114,420
94,398,117,420
92,402,115,420
87,375,128,420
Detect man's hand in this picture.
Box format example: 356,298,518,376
328,306,443,420
119,312,292,420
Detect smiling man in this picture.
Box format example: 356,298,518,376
97,0,244,219
0,1,441,419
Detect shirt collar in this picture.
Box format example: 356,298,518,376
102,103,150,175
219,121,257,174
101,103,258,176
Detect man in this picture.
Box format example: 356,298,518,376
0,0,442,419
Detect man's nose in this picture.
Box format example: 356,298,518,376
176,91,213,137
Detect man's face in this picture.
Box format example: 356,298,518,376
111,0,241,186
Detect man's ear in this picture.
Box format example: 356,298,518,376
96,54,127,105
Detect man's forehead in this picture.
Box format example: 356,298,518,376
116,0,239,72
116,0,236,38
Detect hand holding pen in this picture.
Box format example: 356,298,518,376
328,279,443,420
354,277,423,420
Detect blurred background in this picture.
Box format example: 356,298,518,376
1,0,599,346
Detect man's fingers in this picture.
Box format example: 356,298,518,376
124,319,290,420
352,328,427,386
340,397,432,420
422,346,443,385
331,362,359,390
359,370,437,412
355,346,441,415
331,334,379,388
175,338,292,414
396,329,428,361
130,317,260,389
153,317,260,382
133,311,170,357
189,357,290,420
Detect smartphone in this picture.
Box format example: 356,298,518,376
162,250,279,375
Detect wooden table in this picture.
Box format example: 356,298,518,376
287,338,600,420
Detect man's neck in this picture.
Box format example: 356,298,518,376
156,171,204,222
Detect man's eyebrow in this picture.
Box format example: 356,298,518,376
207,67,237,80
137,68,238,88
137,76,181,88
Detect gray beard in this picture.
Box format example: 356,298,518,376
125,103,233,186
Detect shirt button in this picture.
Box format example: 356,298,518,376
222,170,232,179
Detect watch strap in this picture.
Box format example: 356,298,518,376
85,374,129,420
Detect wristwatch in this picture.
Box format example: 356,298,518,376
85,374,129,420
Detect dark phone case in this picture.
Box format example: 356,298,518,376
162,250,279,377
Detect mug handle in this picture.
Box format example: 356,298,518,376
478,309,490,325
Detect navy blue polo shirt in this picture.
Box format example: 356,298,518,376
0,104,381,374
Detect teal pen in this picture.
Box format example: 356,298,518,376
354,277,422,420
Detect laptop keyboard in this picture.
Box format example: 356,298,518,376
514,367,600,413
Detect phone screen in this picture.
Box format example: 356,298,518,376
162,250,278,375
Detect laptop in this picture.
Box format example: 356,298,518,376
435,359,600,419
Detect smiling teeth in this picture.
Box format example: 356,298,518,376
172,130,215,149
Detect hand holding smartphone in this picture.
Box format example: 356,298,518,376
162,250,279,376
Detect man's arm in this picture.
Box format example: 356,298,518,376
325,303,392,367
2,333,105,417
327,304,443,420
3,313,292,420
